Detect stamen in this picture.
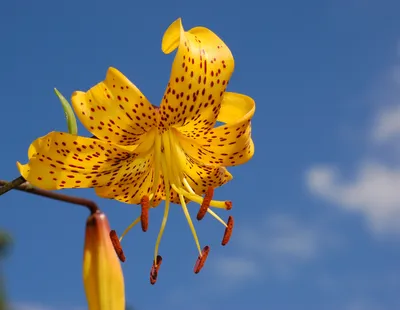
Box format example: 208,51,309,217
197,187,213,220
194,246,210,274
150,135,162,206
183,177,195,194
109,230,126,262
153,193,170,264
150,255,163,285
171,184,229,209
179,193,202,256
207,209,228,227
141,195,150,232
168,130,185,182
119,215,140,241
162,132,177,184
221,216,234,246
153,153,171,264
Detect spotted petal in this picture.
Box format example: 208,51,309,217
161,156,232,204
94,154,157,205
182,154,232,195
159,18,234,133
71,67,157,146
176,92,255,166
16,132,153,204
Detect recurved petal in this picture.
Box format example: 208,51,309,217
71,67,157,146
176,92,255,167
183,153,233,196
16,131,147,191
159,18,234,132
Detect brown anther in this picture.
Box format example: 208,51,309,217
197,187,214,220
225,201,232,210
109,230,126,262
150,255,163,285
221,216,234,246
193,246,210,274
141,195,150,232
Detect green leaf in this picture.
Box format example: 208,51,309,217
54,88,78,135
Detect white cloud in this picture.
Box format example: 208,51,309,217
372,105,400,143
307,163,400,233
238,214,322,261
306,54,400,235
209,213,338,287
212,256,257,283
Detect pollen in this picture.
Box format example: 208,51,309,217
197,187,213,220
141,195,150,232
194,246,210,274
110,230,126,262
225,201,233,210
221,216,234,246
150,255,163,285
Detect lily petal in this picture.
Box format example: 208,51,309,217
163,132,232,202
159,18,234,132
94,154,157,205
183,154,233,195
71,67,157,145
16,131,149,192
176,92,255,166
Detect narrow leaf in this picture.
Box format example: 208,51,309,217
54,88,78,135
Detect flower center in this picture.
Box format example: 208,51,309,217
116,129,234,284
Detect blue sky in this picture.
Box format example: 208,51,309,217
1,0,400,309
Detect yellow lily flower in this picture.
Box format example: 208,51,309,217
17,18,255,282
84,211,125,310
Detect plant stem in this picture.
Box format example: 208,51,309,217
0,177,26,196
0,180,98,214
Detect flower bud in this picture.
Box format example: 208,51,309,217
83,211,125,310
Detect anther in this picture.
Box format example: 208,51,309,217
141,195,150,232
110,230,126,262
225,201,232,210
193,246,210,274
197,187,214,220
221,216,234,246
150,255,163,285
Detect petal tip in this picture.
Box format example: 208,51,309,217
16,162,28,178
161,18,183,54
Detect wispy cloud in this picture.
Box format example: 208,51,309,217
209,213,339,287
371,64,400,144
306,54,400,235
10,302,84,310
238,214,323,261
211,256,258,284
306,162,400,233
372,105,400,143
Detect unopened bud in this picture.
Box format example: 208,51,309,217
83,211,125,310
